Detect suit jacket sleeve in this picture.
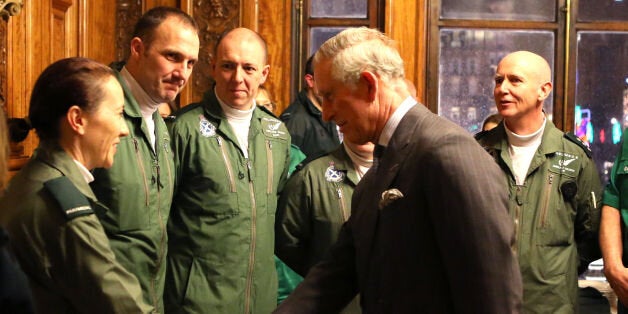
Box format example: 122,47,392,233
423,132,521,313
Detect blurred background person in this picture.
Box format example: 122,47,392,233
482,113,502,131
256,85,277,113
280,55,341,164
0,57,151,313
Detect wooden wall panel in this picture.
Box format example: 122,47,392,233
385,0,426,104
51,0,77,60
258,0,292,115
80,1,117,64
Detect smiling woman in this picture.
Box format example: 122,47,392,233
0,58,151,313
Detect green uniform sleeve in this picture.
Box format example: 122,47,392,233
275,169,312,276
43,177,152,313
49,214,153,313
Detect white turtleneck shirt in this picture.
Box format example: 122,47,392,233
505,117,546,186
120,67,162,151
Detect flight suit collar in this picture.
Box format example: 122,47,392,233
34,142,98,201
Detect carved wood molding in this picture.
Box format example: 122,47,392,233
0,0,22,113
116,0,142,62
0,0,22,22
192,0,239,102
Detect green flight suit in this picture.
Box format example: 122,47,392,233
91,62,174,312
275,144,362,313
165,89,291,314
0,143,152,314
477,120,602,313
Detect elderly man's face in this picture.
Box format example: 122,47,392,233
493,53,550,123
212,29,269,110
315,59,376,144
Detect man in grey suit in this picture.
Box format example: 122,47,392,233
274,27,522,313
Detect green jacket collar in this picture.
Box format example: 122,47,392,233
111,61,143,119
34,142,97,200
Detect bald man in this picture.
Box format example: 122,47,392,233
165,28,291,313
476,51,602,313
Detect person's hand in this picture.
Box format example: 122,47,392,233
605,264,628,306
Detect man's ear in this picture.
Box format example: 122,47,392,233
360,71,378,102
66,105,87,135
538,81,552,101
260,64,270,85
130,37,144,58
304,74,315,89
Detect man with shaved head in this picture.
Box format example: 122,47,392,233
165,27,291,313
477,51,602,313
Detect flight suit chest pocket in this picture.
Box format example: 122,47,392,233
538,153,581,246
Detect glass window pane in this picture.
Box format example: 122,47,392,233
438,29,554,133
310,0,367,18
441,0,556,21
574,31,628,184
309,27,347,56
578,0,628,22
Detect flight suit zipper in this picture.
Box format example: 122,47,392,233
539,173,554,228
337,187,349,221
514,185,523,255
244,158,256,314
151,139,171,313
132,137,150,206
217,136,237,192
266,140,273,194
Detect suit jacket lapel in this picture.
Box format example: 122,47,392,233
352,105,422,266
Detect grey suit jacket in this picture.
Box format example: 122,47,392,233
275,104,522,313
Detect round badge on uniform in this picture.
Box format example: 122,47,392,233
325,162,345,183
199,115,216,137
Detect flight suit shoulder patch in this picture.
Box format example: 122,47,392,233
43,176,93,220
564,132,592,158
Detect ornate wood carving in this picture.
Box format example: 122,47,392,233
116,0,143,62
0,0,22,111
0,0,22,21
191,0,239,103
0,15,7,108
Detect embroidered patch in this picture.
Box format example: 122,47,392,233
324,162,345,182
261,117,287,138
550,151,579,175
199,115,216,137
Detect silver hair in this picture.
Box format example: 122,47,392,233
313,27,405,89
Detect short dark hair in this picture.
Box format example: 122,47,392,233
132,6,198,49
305,54,314,76
29,57,116,142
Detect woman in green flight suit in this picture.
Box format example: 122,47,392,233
0,58,152,313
